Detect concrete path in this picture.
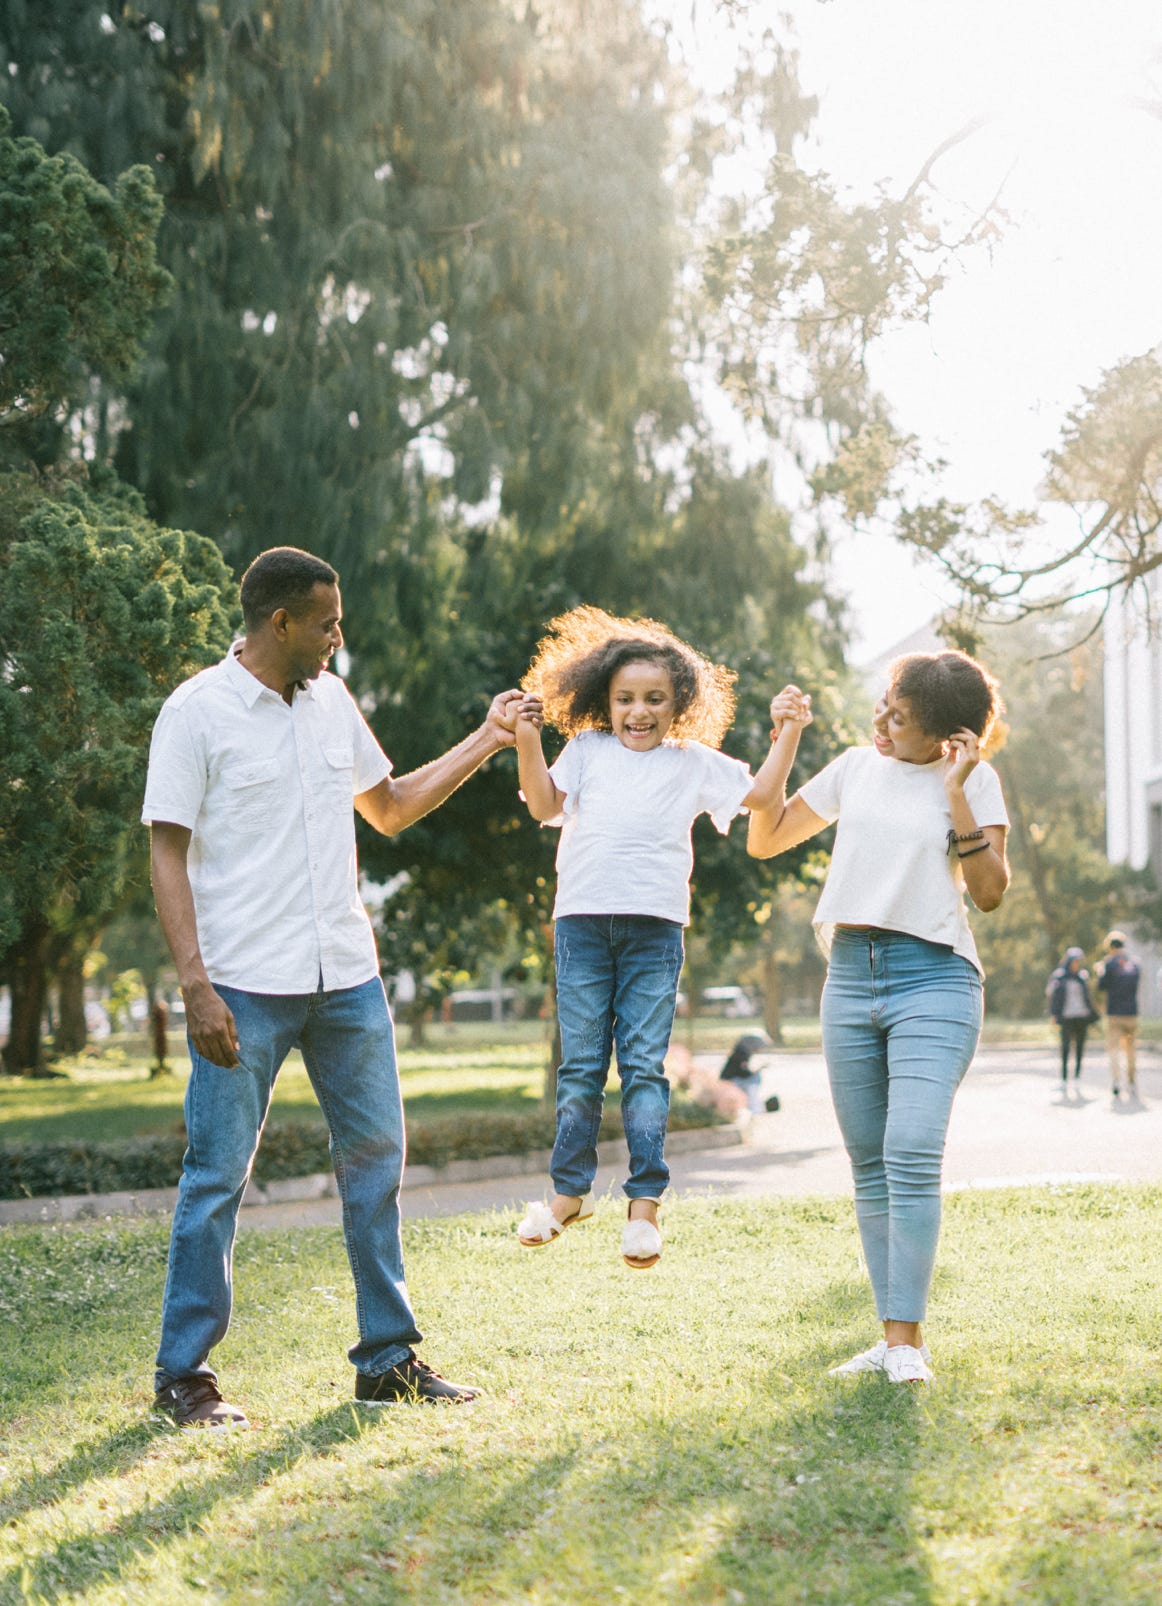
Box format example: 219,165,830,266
237,1042,1162,1230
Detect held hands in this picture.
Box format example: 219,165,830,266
485,689,525,747
487,690,546,747
514,693,544,730
943,727,981,792
769,685,813,740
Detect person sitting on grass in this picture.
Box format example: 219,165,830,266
507,604,803,1269
747,653,1010,1386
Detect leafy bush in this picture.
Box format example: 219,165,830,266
0,1098,721,1200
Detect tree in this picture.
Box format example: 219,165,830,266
885,353,1162,633
0,0,677,583
1,4,964,1030
0,104,230,1071
962,617,1162,1016
0,472,236,1071
0,101,170,460
0,468,236,1072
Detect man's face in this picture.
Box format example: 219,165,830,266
281,582,344,683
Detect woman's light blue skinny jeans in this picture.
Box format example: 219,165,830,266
821,928,983,1323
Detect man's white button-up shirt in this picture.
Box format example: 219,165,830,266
142,645,392,994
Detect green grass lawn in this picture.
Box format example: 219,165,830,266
0,1044,550,1147
2,1185,1161,1604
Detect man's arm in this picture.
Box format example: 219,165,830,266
355,690,522,837
150,821,241,1068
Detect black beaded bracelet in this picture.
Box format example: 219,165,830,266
957,841,990,859
947,827,984,851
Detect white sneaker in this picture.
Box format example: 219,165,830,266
829,1340,933,1376
884,1343,934,1384
829,1340,889,1375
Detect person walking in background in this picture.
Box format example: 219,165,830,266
747,650,1010,1386
144,545,522,1427
508,606,801,1270
1096,929,1140,1098
1046,948,1098,1093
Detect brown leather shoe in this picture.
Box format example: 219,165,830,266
154,1377,250,1429
354,1353,479,1405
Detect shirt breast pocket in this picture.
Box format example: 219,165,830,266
323,745,355,798
221,758,281,835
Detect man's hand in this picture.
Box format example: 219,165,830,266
183,978,241,1069
485,689,525,748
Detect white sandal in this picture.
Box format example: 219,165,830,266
517,1193,594,1247
622,1204,662,1269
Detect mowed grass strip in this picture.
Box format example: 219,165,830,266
2,1186,1161,1604
0,1046,550,1147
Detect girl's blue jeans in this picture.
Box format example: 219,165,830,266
821,928,983,1323
551,914,684,1200
155,975,421,1392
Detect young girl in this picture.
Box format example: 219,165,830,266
511,605,801,1269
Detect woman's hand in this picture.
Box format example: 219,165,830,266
769,685,813,740
943,727,981,793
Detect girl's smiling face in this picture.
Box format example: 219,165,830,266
872,686,944,765
609,659,676,751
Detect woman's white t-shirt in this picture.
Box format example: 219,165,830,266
796,745,1009,975
546,730,754,926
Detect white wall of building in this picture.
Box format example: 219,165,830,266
1103,583,1162,1014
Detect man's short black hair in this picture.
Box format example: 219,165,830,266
240,547,339,631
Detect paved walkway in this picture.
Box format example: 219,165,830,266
237,1042,1162,1230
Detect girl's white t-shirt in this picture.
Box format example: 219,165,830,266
797,745,1009,975
546,730,754,925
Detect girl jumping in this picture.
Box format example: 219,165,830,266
511,605,802,1269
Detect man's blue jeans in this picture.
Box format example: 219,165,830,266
821,929,983,1323
552,915,684,1201
155,975,421,1391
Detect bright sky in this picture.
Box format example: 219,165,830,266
664,0,1162,657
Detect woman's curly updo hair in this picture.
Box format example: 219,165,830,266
889,650,1004,747
522,605,737,747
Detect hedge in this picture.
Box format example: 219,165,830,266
0,1098,722,1201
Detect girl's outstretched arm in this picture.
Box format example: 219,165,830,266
514,695,567,821
745,685,828,859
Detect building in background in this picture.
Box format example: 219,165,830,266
1103,584,1162,1013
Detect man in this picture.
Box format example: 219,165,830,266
143,546,521,1426
1096,929,1141,1098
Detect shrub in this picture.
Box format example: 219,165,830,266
0,1098,722,1200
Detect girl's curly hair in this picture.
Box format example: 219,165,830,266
889,650,1005,747
522,605,737,747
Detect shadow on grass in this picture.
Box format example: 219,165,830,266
0,1403,382,1603
156,1352,942,1605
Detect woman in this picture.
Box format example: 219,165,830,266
747,652,1010,1385
1046,947,1097,1091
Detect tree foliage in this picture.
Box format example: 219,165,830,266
0,102,170,450
886,354,1162,630
0,472,236,1071
966,617,1162,1016
0,0,677,579
0,3,970,1019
